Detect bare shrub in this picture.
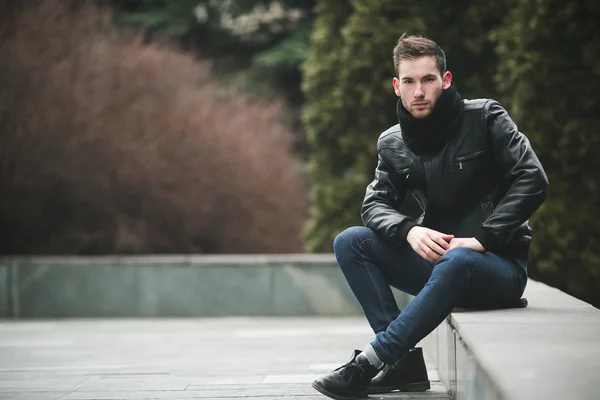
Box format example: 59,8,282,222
0,0,308,254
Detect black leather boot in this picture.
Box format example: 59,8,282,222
368,347,430,394
312,350,380,400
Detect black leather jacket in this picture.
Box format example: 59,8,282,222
361,99,549,261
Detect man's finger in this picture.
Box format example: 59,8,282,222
428,239,446,257
423,246,441,262
418,246,436,263
417,248,429,262
440,233,454,240
432,235,451,250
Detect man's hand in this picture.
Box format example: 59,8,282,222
406,226,454,262
447,237,485,253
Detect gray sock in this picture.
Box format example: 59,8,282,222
361,343,385,370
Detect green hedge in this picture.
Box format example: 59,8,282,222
493,0,600,306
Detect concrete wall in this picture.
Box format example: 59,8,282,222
0,255,410,318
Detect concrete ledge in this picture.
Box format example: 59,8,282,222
420,280,600,400
0,255,410,318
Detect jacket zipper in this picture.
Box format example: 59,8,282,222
455,149,487,170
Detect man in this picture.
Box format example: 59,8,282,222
312,34,548,399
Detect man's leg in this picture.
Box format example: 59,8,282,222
370,247,527,365
312,226,434,399
333,226,434,334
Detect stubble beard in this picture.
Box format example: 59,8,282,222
409,103,432,119
406,86,444,119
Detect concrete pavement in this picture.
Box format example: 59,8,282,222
0,317,450,399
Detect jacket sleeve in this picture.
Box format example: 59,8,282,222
361,144,417,244
474,101,549,251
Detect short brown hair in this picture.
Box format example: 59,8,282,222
393,34,446,76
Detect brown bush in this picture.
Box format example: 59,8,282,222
0,0,309,254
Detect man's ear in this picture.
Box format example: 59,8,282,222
442,71,452,89
392,77,401,97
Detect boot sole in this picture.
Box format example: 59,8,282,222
311,381,369,400
368,380,431,394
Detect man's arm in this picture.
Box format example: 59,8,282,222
473,101,549,251
361,145,417,244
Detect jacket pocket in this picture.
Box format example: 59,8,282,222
453,149,487,171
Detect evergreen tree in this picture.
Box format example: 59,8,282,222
414,0,512,100
493,0,600,306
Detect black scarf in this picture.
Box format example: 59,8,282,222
396,81,464,156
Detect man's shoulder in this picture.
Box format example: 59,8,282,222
377,124,404,148
462,98,503,114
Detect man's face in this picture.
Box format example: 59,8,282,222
393,56,452,118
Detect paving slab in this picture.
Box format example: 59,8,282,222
0,317,450,400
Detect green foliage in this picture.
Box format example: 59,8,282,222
115,1,199,35
253,24,309,70
300,1,353,251
412,0,513,99
244,18,312,107
493,0,600,306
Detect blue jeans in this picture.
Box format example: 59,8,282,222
334,226,527,365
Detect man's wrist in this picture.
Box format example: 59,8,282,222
474,229,499,252
397,220,418,242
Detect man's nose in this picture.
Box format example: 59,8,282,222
414,84,424,98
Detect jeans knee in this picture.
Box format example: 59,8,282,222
443,247,476,260
333,226,374,256
434,248,476,278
